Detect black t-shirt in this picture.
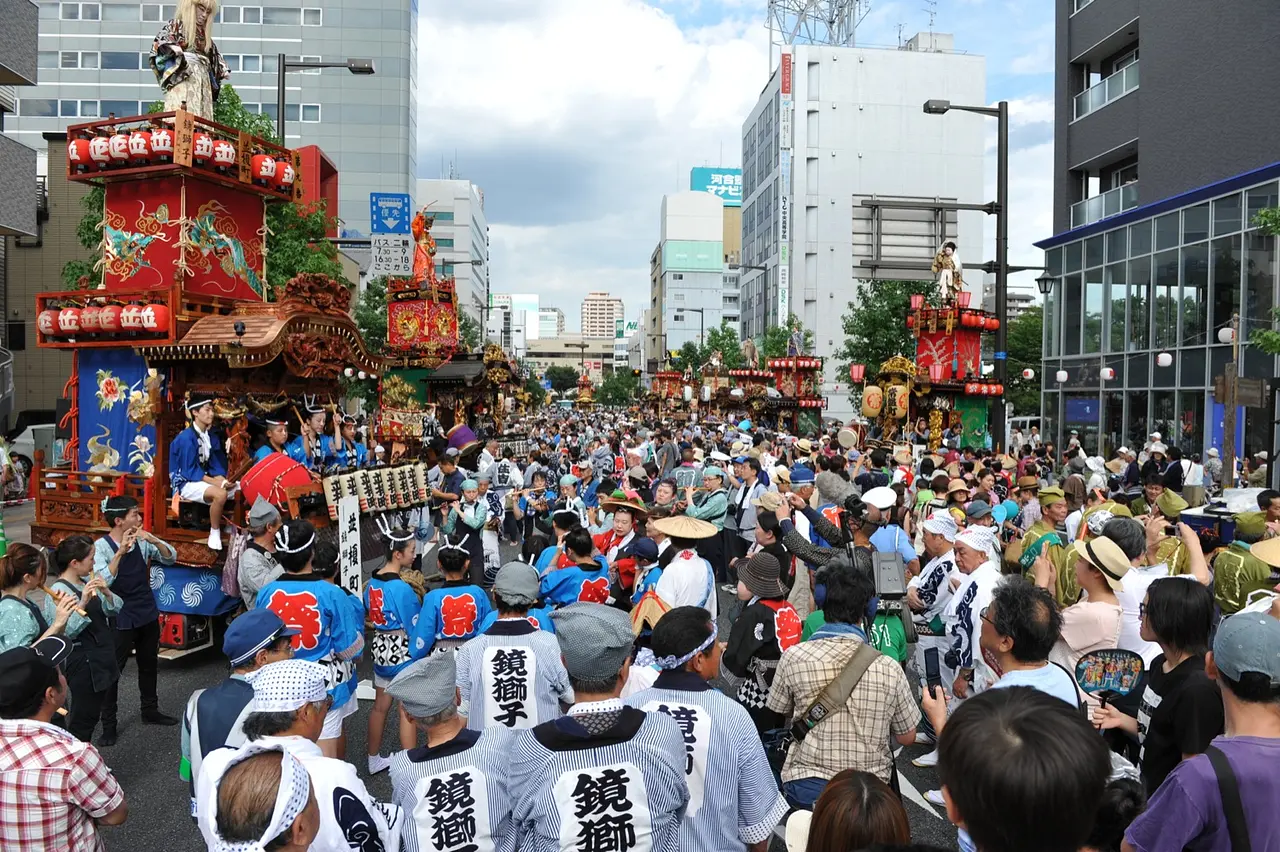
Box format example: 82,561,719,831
1136,653,1224,793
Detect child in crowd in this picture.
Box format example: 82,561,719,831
364,523,423,774
412,536,492,656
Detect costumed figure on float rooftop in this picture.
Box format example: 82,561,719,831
932,239,965,304
149,0,230,120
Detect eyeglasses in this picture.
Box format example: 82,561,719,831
1139,602,1147,620
980,605,996,626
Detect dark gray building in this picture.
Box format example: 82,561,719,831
1036,0,1280,465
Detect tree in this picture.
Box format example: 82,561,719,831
522,375,547,410
62,84,346,290
669,342,703,375
835,279,941,405
1249,208,1280,355
458,310,481,352
759,313,816,362
703,321,744,370
544,365,580,394
596,371,640,407
1005,305,1044,417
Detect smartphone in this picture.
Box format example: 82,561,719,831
924,647,943,693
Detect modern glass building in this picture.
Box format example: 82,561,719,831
1035,166,1278,458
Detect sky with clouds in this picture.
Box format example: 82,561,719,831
418,0,1054,331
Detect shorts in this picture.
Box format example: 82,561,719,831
320,692,358,740
373,673,392,690
179,481,212,502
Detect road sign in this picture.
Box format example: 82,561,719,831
370,234,412,277
369,192,412,234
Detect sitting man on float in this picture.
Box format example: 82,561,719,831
170,393,237,551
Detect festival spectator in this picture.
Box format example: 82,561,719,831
1045,536,1127,697
0,542,80,653
236,496,283,609
787,769,911,852
50,536,121,743
204,745,319,852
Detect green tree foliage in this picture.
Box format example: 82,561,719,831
544,365,580,394
669,341,703,375
523,376,547,409
458,310,481,352
62,84,345,290
703,321,744,370
1005,305,1044,416
354,276,389,356
835,280,941,404
759,313,816,362
1249,208,1280,355
595,371,640,407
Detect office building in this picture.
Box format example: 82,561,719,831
524,334,614,384
739,33,985,419
416,178,489,326
581,291,624,338
613,316,639,369
1035,1,1280,460
5,0,417,235
646,192,742,371
486,292,536,357
536,307,565,339
981,279,1036,325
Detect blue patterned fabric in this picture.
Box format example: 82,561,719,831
77,348,160,477
151,564,238,616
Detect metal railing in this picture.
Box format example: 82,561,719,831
1073,61,1139,120
1071,181,1140,228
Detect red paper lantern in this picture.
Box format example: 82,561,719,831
119,304,143,330
193,132,214,166
128,130,152,165
67,138,92,172
88,136,111,170
57,307,81,336
272,158,295,190
138,303,169,333
79,305,102,332
929,363,945,383
906,315,915,328
107,133,130,165
957,291,972,308
149,127,174,162
250,153,276,186
995,383,1004,395
98,304,122,332
964,383,976,395
990,317,1001,331
909,293,925,310
849,364,865,383
37,310,59,337
212,139,236,171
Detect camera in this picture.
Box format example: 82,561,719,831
842,494,866,519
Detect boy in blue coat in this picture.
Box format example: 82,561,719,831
364,521,423,774
413,537,492,657
539,527,610,607
169,393,235,551
255,519,365,758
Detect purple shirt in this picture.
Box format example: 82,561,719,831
1125,735,1280,851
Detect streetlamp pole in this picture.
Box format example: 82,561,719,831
274,54,375,142
994,100,1010,451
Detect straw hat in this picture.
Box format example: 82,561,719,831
649,515,719,540
893,449,913,466
1105,457,1127,475
752,491,785,512
795,438,813,454
996,454,1018,471
1251,534,1280,567
1016,475,1040,491
947,478,969,497
1072,537,1130,591
599,492,649,518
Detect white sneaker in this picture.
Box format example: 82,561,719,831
367,754,391,775
912,748,939,768
720,584,736,593
207,528,223,551
914,730,936,746
925,789,946,806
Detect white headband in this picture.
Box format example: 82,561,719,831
439,534,471,555
375,515,414,544
209,743,311,852
653,623,719,670
274,525,316,555
301,394,324,415
186,396,213,412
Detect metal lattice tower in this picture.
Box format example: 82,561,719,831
767,0,871,47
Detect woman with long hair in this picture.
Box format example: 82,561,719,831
0,542,80,652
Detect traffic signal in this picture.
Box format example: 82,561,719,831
631,369,641,377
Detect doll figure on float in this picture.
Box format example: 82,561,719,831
150,0,229,119
932,240,965,304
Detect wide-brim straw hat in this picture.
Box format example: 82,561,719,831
600,494,649,518
1105,457,1127,475
650,515,719,540
947,478,969,496
1071,537,1130,592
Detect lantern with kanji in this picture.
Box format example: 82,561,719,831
862,384,884,418
37,310,59,337
107,132,130,166
887,382,910,419
250,153,276,186
98,304,122,332
80,304,102,332
68,137,91,173
128,130,151,166
193,131,214,167
212,138,236,173
88,136,111,170
273,158,295,191
149,127,174,163
57,307,81,336
119,304,143,330
138,303,169,333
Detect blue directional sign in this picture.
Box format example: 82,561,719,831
369,192,412,234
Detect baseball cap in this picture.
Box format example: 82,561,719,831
965,500,993,520
1213,612,1280,687
789,465,815,485
0,637,72,715
620,537,660,563
223,609,300,668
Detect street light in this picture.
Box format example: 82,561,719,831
923,97,1010,448
275,54,375,141
1036,271,1055,296
673,307,706,348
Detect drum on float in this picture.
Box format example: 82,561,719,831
240,453,312,508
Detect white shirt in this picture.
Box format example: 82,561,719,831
1065,509,1083,543
1185,462,1204,487
196,735,401,852
654,547,718,622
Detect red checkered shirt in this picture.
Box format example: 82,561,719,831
0,718,124,852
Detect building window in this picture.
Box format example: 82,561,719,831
433,238,454,248
59,99,80,117
61,3,101,20
6,323,25,353
61,51,100,70
263,6,301,24
672,273,683,280
300,104,320,122
101,51,143,70
140,3,174,21
225,54,263,73
18,99,57,117
101,2,137,21
302,7,321,24
100,99,141,118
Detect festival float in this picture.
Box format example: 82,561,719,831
849,290,1003,449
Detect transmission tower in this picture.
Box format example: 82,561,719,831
767,0,871,47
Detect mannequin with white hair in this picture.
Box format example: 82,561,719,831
149,0,230,118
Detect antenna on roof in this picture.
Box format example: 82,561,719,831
924,0,937,33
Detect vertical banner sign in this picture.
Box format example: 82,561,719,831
780,50,793,97
338,495,362,596
778,47,794,323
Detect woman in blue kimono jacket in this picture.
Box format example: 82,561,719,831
332,414,368,468
285,397,333,472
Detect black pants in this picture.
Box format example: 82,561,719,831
101,620,161,728
64,656,108,742
698,532,726,583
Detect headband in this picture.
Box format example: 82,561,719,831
439,534,471,555
209,743,311,852
100,496,129,515
274,525,315,555
301,394,324,415
653,623,719,670
263,416,287,427
185,396,213,412
375,515,414,544
1082,539,1125,583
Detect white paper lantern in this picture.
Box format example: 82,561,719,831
1021,368,1035,379
343,367,354,378
683,384,693,402
1217,327,1235,344
1156,352,1173,368
1101,367,1116,380
1055,370,1068,382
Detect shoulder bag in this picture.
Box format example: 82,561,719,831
788,642,881,745
1204,745,1251,852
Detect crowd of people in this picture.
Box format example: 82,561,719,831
1,407,1279,852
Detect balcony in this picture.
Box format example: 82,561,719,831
1073,61,1139,121
1073,0,1096,11
1071,181,1139,229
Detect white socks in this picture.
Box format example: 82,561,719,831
207,528,223,551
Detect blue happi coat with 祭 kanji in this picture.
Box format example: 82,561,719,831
411,579,493,658
363,572,422,680
509,708,690,852
256,575,365,709
456,619,573,731
478,605,556,635
627,671,789,852
536,553,610,609
169,426,227,493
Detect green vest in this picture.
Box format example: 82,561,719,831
1213,544,1274,614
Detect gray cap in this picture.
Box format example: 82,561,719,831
387,654,458,718
493,561,540,607
550,603,635,680
474,469,492,483
1213,612,1280,687
965,500,993,520
248,495,280,527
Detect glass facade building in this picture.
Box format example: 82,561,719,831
1037,165,1279,459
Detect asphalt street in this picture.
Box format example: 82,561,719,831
0,497,956,852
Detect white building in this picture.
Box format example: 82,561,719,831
535,308,565,340
486,293,537,357
740,33,985,420
581,291,624,338
646,192,742,369
416,178,489,325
